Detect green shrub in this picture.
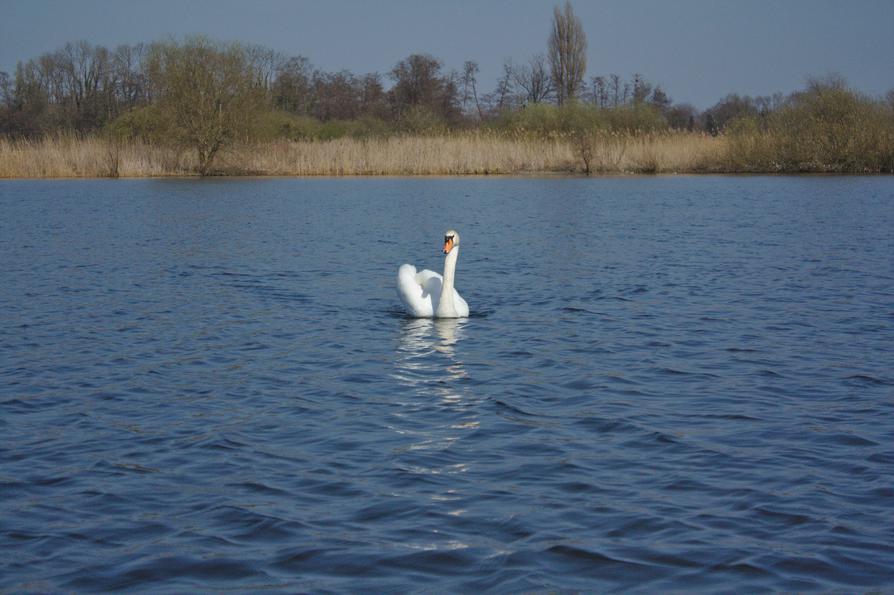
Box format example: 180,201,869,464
319,116,391,140
105,105,167,142
397,106,449,135
252,112,392,141
600,105,667,133
726,81,894,173
490,101,667,137
253,111,319,141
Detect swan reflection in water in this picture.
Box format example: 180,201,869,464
394,318,469,397
391,317,477,501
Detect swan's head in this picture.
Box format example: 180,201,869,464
443,229,460,254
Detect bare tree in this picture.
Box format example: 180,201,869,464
0,71,12,134
805,73,848,96
358,72,387,119
632,73,651,105
273,56,313,115
492,60,516,112
245,44,284,93
461,60,483,120
112,44,149,111
609,74,621,107
513,53,553,104
389,54,442,113
388,54,460,122
24,41,114,130
548,1,587,104
665,102,698,131
312,70,360,121
57,41,110,128
649,85,670,111
590,75,608,107
0,72,11,106
754,92,785,117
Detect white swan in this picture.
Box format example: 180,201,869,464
397,229,470,318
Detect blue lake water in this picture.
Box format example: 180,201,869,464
1,176,893,592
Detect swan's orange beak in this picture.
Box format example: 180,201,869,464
443,237,454,254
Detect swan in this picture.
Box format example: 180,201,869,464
397,229,470,318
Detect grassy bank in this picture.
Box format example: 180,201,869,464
2,126,891,178
1,132,727,178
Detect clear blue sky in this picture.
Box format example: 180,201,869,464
1,0,892,108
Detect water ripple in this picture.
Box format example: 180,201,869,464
2,177,893,591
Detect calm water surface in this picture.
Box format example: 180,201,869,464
1,176,893,592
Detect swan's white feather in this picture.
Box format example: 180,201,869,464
397,264,468,318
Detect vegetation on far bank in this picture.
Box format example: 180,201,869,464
0,131,727,178
1,2,892,177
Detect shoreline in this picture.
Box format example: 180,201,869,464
3,171,893,181
3,167,892,181
2,134,891,179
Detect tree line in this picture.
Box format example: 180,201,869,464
0,3,763,137
0,47,684,135
1,2,891,174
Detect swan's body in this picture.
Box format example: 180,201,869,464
397,230,469,318
397,264,469,318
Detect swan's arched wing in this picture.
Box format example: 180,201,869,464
397,264,441,317
416,269,442,297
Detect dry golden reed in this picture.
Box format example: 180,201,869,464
0,135,194,178
0,132,727,178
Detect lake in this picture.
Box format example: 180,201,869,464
1,176,893,592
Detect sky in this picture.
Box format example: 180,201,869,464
1,0,892,108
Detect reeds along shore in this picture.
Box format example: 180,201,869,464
0,132,724,178
0,129,891,178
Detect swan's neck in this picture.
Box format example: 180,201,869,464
437,248,459,317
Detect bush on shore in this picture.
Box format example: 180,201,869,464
724,78,894,173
